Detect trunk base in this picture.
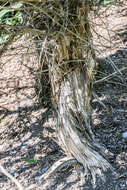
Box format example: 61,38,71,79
52,68,112,181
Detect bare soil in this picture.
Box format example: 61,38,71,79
0,4,127,190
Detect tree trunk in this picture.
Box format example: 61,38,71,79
48,0,111,180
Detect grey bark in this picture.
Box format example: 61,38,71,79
46,0,112,181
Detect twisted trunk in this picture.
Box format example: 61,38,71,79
48,0,111,180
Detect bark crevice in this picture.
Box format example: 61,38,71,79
46,0,112,181
53,68,111,177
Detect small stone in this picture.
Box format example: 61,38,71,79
39,166,49,174
113,117,120,123
10,169,18,175
20,146,28,152
35,176,41,182
122,131,127,139
23,141,28,146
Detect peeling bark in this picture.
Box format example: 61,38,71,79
47,0,111,180
50,66,111,180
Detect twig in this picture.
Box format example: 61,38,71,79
38,36,47,66
0,157,77,190
94,66,127,84
40,157,77,181
0,164,38,190
0,164,24,190
116,172,127,179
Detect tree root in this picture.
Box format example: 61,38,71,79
40,156,77,181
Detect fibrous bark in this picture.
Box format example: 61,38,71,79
46,0,111,181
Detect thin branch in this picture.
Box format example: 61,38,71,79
94,67,127,84
0,164,38,190
40,157,77,181
0,164,24,190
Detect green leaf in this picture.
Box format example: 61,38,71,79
0,9,11,20
0,2,23,21
23,158,38,164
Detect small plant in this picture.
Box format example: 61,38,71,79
116,130,122,137
0,2,23,44
5,11,23,26
0,117,5,127
102,0,121,7
23,158,38,165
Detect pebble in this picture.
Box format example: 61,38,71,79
39,166,49,174
113,117,120,123
20,146,28,152
122,131,127,139
9,169,18,175
23,141,28,146
35,176,41,182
